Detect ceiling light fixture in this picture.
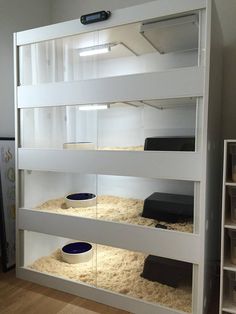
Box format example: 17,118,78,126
78,44,111,57
78,104,108,111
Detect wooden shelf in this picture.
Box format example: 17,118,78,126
18,208,200,264
224,258,236,272
18,148,201,181
226,182,236,187
18,67,204,109
225,220,236,230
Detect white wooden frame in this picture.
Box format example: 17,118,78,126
14,1,223,314
18,149,201,181
18,67,204,108
18,208,200,263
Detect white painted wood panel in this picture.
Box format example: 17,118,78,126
18,208,200,263
18,67,204,108
18,149,202,181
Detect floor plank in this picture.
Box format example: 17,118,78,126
0,270,129,314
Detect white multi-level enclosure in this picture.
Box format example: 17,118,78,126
14,1,223,313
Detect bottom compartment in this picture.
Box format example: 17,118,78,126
21,230,192,313
222,270,236,313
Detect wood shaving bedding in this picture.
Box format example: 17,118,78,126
29,245,192,313
36,195,193,233
98,146,144,151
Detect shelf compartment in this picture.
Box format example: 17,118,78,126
18,208,200,264
18,67,203,108
19,230,192,313
20,99,197,151
18,149,201,181
222,270,236,314
18,5,203,87
21,172,194,234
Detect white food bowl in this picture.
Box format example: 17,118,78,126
65,192,97,208
63,142,95,150
61,242,93,264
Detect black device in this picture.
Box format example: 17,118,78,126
81,11,111,25
141,255,192,288
144,136,195,151
142,192,193,222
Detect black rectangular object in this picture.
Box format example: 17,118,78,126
142,192,193,222
144,136,195,151
80,11,111,25
141,255,192,288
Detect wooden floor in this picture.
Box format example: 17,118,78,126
0,269,129,314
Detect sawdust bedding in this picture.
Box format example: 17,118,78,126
29,245,192,313
36,195,193,233
98,146,144,151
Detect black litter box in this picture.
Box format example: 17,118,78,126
141,255,192,288
144,136,195,151
142,192,193,222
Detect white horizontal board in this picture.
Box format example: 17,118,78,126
18,67,204,108
18,208,200,263
17,268,187,314
18,149,202,181
16,0,206,46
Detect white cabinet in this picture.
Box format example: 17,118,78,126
14,1,223,313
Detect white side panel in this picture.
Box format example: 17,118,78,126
18,208,200,263
16,0,206,45
18,149,202,181
17,268,186,314
18,67,204,108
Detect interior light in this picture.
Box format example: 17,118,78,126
79,104,108,111
79,44,110,57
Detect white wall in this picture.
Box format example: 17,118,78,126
0,0,52,137
51,0,236,140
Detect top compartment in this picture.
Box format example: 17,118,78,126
19,13,201,86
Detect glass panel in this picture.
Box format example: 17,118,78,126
19,15,199,86
22,171,194,233
24,231,192,312
20,98,197,151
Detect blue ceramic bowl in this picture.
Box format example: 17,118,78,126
65,193,97,208
62,242,93,264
